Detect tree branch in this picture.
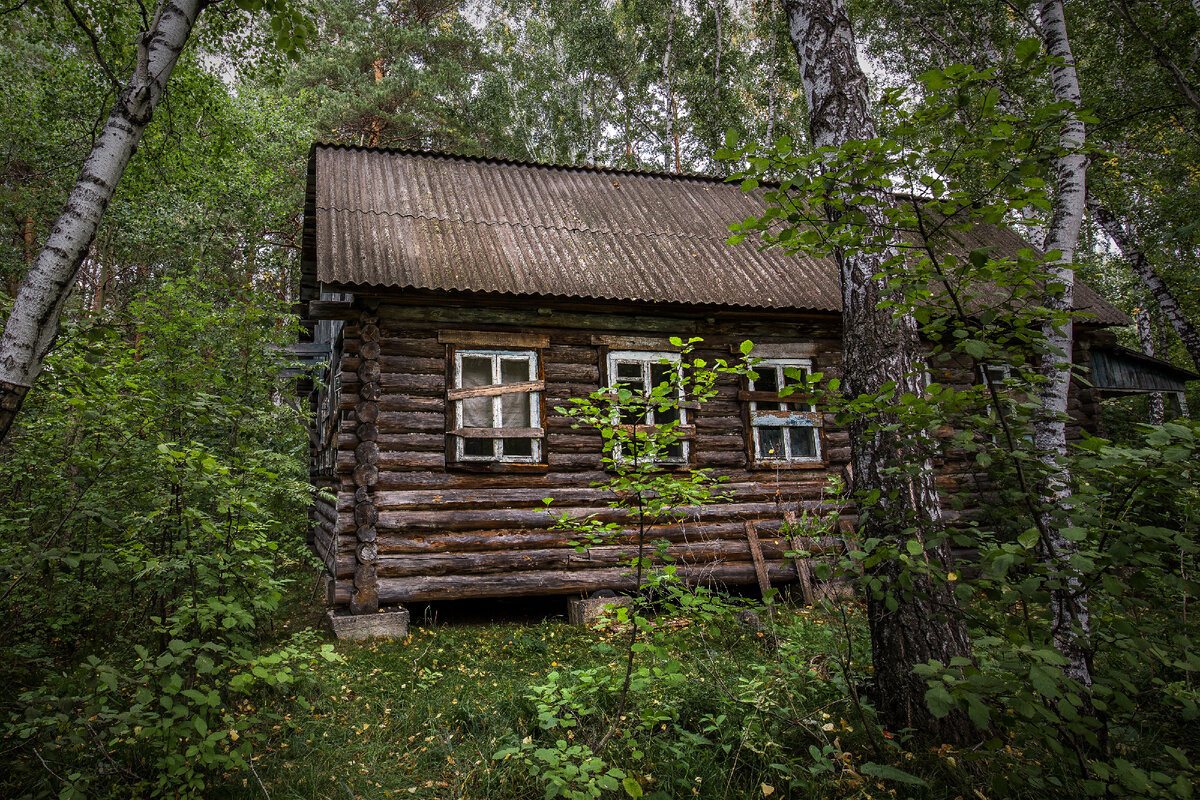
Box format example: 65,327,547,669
61,0,121,91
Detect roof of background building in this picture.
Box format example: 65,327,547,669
301,143,1129,325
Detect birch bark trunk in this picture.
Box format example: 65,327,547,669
0,0,205,444
1035,0,1093,693
783,0,975,743
1088,195,1200,372
766,0,779,144
662,0,680,173
1136,309,1166,424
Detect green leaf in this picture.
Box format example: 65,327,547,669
925,684,954,718
860,762,928,787
622,776,644,798
1018,528,1040,549
1015,37,1042,62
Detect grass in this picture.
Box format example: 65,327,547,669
218,575,879,800
213,568,1200,800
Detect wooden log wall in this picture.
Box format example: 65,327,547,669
307,294,1112,609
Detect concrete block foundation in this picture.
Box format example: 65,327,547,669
327,606,410,640
568,596,632,627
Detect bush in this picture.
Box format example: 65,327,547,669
0,278,339,798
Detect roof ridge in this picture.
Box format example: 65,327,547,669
309,141,737,186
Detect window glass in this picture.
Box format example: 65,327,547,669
453,350,540,463
748,359,822,464
606,351,687,463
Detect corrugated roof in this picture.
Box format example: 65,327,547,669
302,143,1128,324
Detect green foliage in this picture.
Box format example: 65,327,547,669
0,278,339,798
719,52,1200,794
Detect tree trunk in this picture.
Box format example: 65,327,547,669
712,0,723,91
663,0,680,173
766,0,779,144
1136,309,1166,423
1036,0,1094,694
1088,195,1200,372
0,0,204,444
783,0,976,744
1108,0,1200,116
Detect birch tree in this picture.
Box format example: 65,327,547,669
0,0,307,444
1033,0,1093,694
781,0,976,743
1088,195,1200,372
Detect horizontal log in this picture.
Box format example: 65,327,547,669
344,484,845,513
376,411,445,433
371,562,799,603
373,433,444,451
349,500,832,533
340,451,446,473
546,345,597,364
371,337,443,358
370,470,611,490
372,539,823,578
312,502,338,525
381,452,446,470
438,329,550,348
368,521,800,554
544,364,599,383
379,395,445,413
694,416,743,432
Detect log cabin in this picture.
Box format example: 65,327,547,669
295,143,1192,623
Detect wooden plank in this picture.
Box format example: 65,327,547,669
737,390,817,403
446,380,544,401
309,300,356,320
744,521,772,598
369,526,841,556
733,342,818,358
784,511,815,605
614,424,697,439
750,410,822,426
350,562,801,604
356,484,844,512
447,427,544,438
438,330,550,348
373,540,785,578
590,334,684,351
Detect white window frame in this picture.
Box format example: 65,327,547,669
605,350,688,464
748,358,823,465
452,349,542,463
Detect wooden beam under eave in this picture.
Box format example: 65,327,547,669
308,300,357,320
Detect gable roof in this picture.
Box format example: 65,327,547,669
301,143,1128,324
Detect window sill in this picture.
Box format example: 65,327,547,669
447,462,550,474
747,461,829,471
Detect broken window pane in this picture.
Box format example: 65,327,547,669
615,361,646,426
463,437,494,457
749,359,821,464
789,427,817,459
758,426,784,459
607,351,687,463
783,367,810,411
503,438,532,457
